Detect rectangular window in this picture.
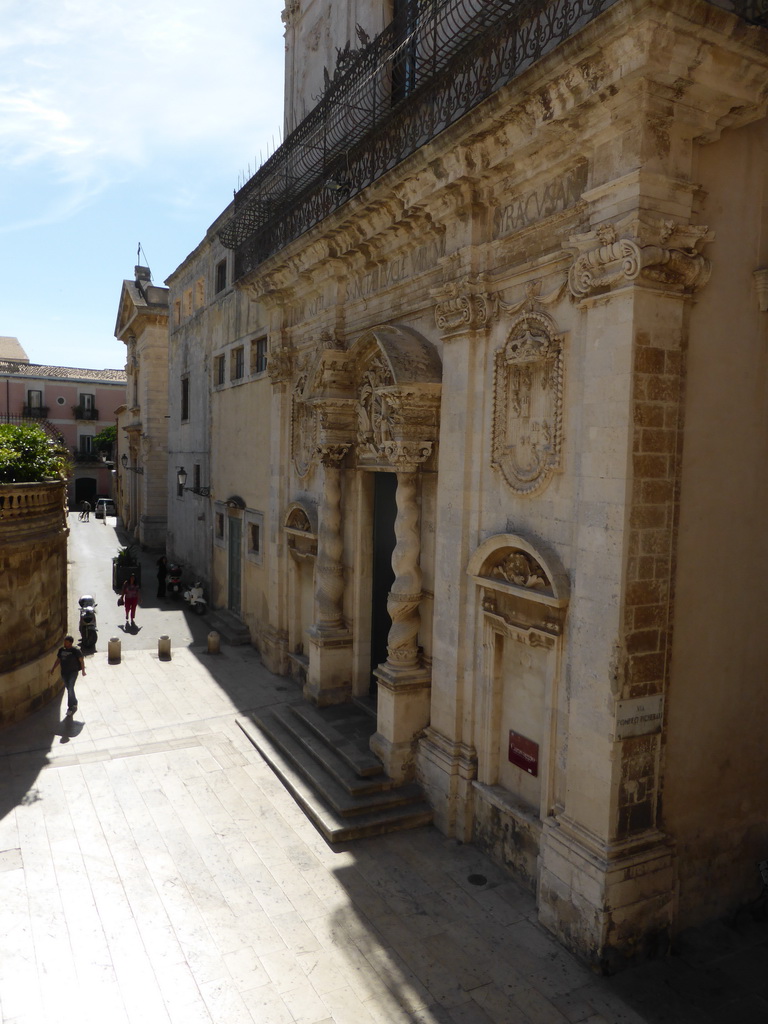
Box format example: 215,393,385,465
251,336,268,375
215,259,227,294
232,347,244,380
245,510,265,565
181,376,190,420
28,389,42,408
214,355,226,386
81,393,95,411
173,300,181,325
214,507,226,548
79,435,93,454
194,464,201,494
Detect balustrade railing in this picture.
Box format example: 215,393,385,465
221,0,766,280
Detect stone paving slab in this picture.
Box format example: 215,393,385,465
1,644,767,1024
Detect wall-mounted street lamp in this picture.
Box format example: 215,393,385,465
121,453,144,475
177,466,210,497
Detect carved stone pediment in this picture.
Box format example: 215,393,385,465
567,219,713,299
492,309,564,496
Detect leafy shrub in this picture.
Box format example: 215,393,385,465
114,545,139,565
0,423,69,483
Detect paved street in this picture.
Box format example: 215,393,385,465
1,520,766,1023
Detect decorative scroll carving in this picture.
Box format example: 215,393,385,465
314,443,350,467
433,282,498,335
567,220,712,299
491,309,564,496
381,440,433,471
491,550,550,590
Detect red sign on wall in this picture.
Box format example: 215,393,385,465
508,731,539,776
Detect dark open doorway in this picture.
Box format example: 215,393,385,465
370,471,397,695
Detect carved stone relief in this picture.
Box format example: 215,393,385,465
492,309,564,496
491,550,550,591
291,359,317,477
567,220,712,299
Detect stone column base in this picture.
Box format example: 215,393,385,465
260,626,289,676
538,815,675,973
370,663,431,782
417,727,477,839
305,627,353,706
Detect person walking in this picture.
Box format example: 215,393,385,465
156,555,168,599
121,573,140,627
79,500,91,522
49,635,86,717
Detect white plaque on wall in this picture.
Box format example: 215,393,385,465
615,694,664,740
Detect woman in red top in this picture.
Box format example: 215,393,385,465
121,573,140,627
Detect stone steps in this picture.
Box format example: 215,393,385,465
237,702,433,842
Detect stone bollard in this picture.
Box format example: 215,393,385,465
108,636,121,664
158,635,171,660
207,631,221,655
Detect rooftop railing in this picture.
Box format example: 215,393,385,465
221,0,767,280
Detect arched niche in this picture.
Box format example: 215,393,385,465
467,533,569,883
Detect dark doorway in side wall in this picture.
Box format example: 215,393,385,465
370,471,397,696
74,477,97,506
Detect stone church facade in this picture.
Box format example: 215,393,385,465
165,0,768,968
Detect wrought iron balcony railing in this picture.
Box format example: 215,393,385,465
72,405,99,420
221,0,767,281
22,405,49,418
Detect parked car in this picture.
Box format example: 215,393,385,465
95,498,116,519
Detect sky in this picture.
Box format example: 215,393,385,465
0,0,287,370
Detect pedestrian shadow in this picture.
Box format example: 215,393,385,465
0,692,66,822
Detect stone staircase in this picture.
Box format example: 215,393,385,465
237,701,433,842
207,608,251,645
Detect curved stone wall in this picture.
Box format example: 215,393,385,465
0,481,69,725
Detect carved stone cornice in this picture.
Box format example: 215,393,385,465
281,1,300,26
381,440,433,471
567,220,712,299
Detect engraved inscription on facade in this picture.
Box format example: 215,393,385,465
348,239,446,301
493,164,588,240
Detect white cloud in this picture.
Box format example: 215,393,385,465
0,0,285,204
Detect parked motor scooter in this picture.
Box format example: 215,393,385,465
78,594,98,647
183,581,207,615
166,563,184,597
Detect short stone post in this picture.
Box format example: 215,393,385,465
108,636,121,664
158,635,171,660
207,631,221,655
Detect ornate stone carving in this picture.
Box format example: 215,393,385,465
433,279,498,336
567,220,712,299
281,1,300,26
291,362,317,478
356,357,398,454
313,443,350,467
381,440,433,471
491,310,564,496
491,550,550,590
267,342,293,383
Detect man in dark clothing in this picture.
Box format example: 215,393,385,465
50,635,86,716
157,555,167,599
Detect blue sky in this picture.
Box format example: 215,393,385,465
0,0,286,370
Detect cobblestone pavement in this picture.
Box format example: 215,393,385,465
1,521,766,1023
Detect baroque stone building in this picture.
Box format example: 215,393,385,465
166,0,768,967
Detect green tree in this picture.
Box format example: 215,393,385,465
0,423,70,484
92,424,117,455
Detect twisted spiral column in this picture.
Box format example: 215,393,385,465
313,446,348,634
385,470,423,671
